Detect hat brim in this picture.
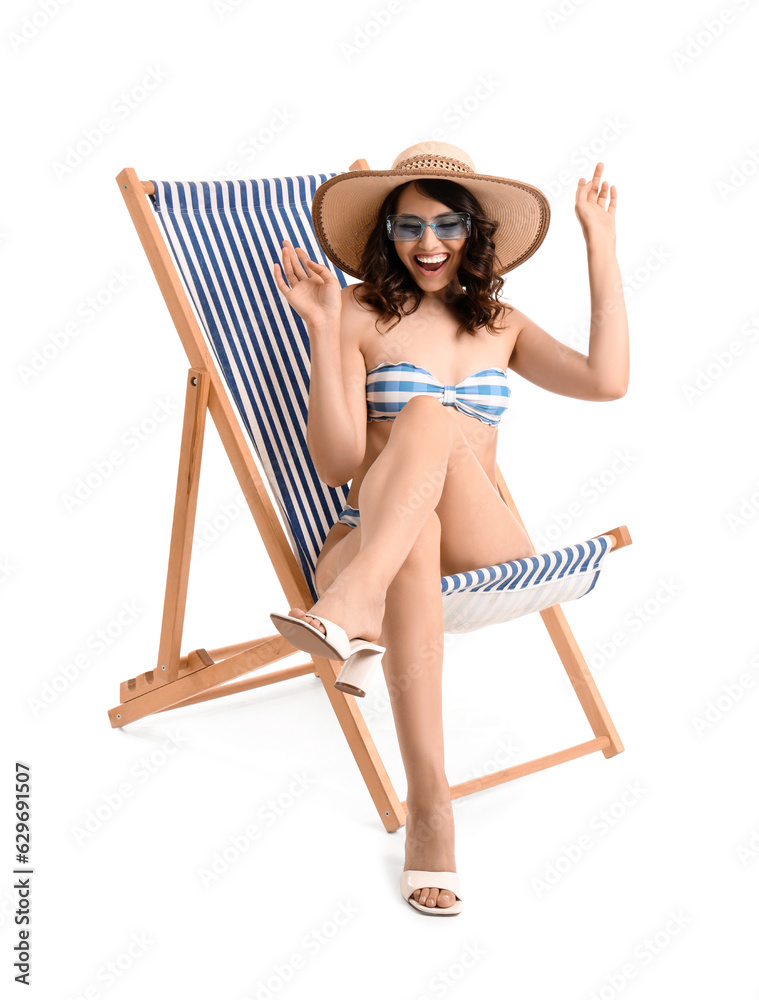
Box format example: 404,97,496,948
311,168,550,280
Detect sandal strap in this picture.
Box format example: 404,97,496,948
400,870,461,902
306,614,349,650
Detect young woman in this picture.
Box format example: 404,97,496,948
270,141,628,915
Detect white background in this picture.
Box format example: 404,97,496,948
3,0,758,997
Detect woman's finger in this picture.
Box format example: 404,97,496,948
302,254,338,283
589,163,604,200
608,185,617,217
282,240,306,282
281,245,298,284
293,248,318,279
300,252,326,270
296,248,334,282
287,244,316,281
272,263,291,297
289,246,311,280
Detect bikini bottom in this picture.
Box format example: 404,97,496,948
335,504,360,529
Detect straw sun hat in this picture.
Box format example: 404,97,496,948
311,140,551,280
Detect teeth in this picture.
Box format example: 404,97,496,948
415,254,448,264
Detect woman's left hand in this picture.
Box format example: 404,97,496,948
575,162,617,244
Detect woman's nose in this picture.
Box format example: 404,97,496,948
418,225,440,249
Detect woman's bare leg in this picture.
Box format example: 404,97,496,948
287,395,453,642
309,512,456,910
378,512,458,910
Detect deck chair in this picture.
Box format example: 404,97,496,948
108,160,632,833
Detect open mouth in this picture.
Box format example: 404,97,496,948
414,253,449,275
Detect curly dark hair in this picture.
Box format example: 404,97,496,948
351,178,513,337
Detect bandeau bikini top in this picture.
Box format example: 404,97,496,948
365,361,510,427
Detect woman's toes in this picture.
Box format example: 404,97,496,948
410,885,455,908
289,608,326,635
411,885,455,908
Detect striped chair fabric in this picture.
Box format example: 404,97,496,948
150,174,615,635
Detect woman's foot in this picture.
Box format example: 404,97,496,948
404,798,457,910
288,562,386,646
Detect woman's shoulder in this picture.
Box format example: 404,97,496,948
339,283,373,354
341,282,379,336
340,282,400,358
493,300,519,332
340,282,370,309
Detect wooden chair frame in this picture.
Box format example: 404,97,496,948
107,164,630,833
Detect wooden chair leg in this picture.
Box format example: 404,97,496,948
539,605,624,757
312,656,406,832
155,367,209,685
496,467,625,758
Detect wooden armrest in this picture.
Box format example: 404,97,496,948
596,525,632,551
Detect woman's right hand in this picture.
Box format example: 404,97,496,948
273,239,342,330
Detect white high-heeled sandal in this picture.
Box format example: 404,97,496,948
269,612,385,698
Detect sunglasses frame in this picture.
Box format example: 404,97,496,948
385,212,472,241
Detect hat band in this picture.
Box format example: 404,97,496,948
394,155,475,175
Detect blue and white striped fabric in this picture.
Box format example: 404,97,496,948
440,534,613,634
366,361,510,426
151,175,352,602
149,174,615,631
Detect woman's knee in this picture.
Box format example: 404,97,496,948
400,394,446,416
393,395,454,439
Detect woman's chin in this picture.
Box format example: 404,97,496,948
407,269,456,294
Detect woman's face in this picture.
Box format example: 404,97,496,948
388,183,467,297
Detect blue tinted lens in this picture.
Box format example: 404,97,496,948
435,215,468,237
387,214,469,240
394,218,423,238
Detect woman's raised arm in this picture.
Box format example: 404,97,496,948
273,242,364,486
509,163,628,401
576,162,629,398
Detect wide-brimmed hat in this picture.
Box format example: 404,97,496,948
311,140,551,279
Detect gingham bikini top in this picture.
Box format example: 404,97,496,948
365,360,511,427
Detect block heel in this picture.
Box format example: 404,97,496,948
334,643,385,698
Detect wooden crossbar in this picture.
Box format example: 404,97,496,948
399,738,611,813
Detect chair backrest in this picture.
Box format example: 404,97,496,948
150,174,349,602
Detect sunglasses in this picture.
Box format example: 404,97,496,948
386,212,471,241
